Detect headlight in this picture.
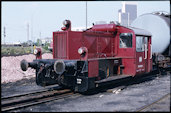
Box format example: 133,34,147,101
78,47,88,58
78,48,84,54
63,20,68,26
34,49,38,54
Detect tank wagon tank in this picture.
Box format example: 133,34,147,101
131,11,170,55
131,11,171,70
20,19,153,92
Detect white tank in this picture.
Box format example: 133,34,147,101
131,12,170,54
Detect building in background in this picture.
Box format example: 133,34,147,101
118,2,137,26
40,37,52,46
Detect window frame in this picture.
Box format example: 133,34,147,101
119,33,133,48
136,35,145,52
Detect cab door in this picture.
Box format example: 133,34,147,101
136,36,151,74
145,36,152,72
136,36,146,74
144,36,152,73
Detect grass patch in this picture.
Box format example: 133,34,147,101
1,46,51,56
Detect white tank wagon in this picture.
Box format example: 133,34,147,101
131,11,170,56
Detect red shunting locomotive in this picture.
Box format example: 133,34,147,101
20,20,152,92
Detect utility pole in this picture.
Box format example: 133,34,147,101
3,27,6,44
31,15,33,53
39,32,41,46
27,23,29,42
86,1,87,30
39,32,41,39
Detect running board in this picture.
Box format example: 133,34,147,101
95,75,132,86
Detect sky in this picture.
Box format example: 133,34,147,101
1,1,170,44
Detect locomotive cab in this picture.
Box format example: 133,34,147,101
116,26,152,76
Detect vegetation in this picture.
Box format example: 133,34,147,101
1,46,31,56
1,38,52,57
1,45,51,57
42,43,50,51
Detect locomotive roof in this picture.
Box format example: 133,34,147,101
128,26,152,36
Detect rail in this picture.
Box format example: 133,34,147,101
136,93,170,112
1,88,74,112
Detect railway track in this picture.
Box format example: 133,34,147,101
136,93,170,112
1,84,61,99
1,69,169,112
1,87,76,112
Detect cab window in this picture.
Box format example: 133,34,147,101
119,33,132,48
136,36,144,52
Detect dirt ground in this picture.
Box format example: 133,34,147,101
1,53,53,83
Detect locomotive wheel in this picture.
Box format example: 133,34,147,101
36,72,45,86
58,74,64,86
36,67,47,86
